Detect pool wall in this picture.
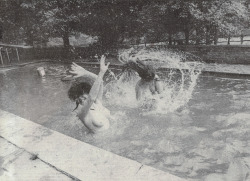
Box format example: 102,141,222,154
0,109,186,181
164,45,250,64
32,45,250,64
1,60,250,81
2,45,250,65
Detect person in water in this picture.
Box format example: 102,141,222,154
124,57,163,100
68,55,110,133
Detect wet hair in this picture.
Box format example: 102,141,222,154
124,59,155,81
68,81,92,111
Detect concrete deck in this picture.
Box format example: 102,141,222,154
0,138,73,181
0,109,186,181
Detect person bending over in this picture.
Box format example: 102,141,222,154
124,58,163,100
68,55,110,133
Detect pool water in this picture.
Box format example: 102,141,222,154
0,62,249,180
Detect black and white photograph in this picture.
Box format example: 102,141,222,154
0,0,250,180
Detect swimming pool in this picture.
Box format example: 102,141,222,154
0,62,249,180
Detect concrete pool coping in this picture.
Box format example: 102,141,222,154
0,109,186,181
78,62,250,79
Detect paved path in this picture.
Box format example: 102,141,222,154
0,138,73,181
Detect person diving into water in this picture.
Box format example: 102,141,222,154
123,57,163,100
68,55,111,133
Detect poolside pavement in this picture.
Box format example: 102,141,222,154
0,138,72,181
0,109,186,181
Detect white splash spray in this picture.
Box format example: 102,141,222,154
105,47,203,114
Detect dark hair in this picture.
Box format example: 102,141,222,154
68,82,91,102
124,59,155,81
68,81,92,111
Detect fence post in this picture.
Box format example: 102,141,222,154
6,48,10,63
240,34,244,45
0,47,3,65
16,48,20,62
227,35,230,45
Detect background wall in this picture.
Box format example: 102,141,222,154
168,45,250,64
1,45,250,65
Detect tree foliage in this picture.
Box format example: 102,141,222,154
189,0,249,44
82,0,146,49
0,0,249,47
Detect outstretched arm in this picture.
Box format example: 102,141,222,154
70,62,103,102
70,62,98,79
154,75,163,94
78,55,110,119
89,55,109,101
96,81,103,102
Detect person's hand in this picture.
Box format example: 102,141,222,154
100,55,110,74
69,62,87,78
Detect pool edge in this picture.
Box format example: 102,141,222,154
0,109,186,181
1,60,250,79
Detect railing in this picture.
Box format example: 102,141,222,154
139,35,250,46
0,43,32,65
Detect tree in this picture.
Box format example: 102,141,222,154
0,0,46,45
0,0,25,44
35,0,89,47
82,0,146,49
138,0,248,45
189,0,249,44
1,0,248,47
139,1,192,45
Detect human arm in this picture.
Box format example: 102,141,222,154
155,80,163,94
77,55,110,118
70,62,98,79
70,62,104,101
96,81,103,102
154,75,163,94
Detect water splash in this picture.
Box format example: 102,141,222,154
105,47,203,114
105,73,139,108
